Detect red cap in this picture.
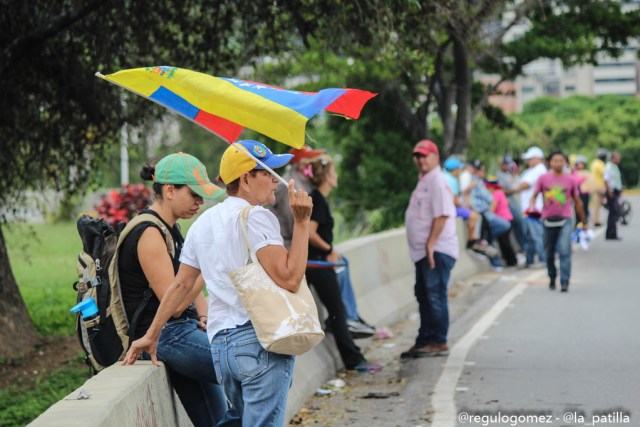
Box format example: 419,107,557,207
413,140,439,157
289,146,325,164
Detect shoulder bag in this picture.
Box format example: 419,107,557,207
228,206,325,355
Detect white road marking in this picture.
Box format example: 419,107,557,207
430,277,533,426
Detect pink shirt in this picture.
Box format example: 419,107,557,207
405,166,459,262
534,172,579,219
492,189,513,221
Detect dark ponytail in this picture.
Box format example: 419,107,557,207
139,164,163,198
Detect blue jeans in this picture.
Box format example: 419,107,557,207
484,211,511,241
508,203,527,250
524,217,546,265
414,253,456,346
543,219,573,284
211,322,295,427
336,256,359,321
149,317,232,427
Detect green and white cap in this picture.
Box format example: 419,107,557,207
154,152,224,200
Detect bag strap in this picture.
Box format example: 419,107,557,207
128,288,153,343
237,206,258,264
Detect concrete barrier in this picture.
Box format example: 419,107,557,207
30,220,486,426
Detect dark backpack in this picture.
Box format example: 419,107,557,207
73,213,174,373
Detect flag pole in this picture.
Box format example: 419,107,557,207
96,72,289,187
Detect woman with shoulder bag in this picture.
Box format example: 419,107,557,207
118,152,238,426
123,140,312,427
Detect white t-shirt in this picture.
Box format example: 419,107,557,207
180,196,284,341
520,162,547,212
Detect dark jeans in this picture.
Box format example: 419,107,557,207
579,193,590,224
497,228,518,266
542,220,573,284
414,252,456,346
143,317,232,427
305,266,365,369
606,189,620,239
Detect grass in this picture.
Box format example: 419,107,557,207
5,222,81,336
2,222,99,427
0,365,88,427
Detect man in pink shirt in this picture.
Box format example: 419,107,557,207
402,140,458,358
531,151,587,292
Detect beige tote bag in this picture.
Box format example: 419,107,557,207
228,206,324,355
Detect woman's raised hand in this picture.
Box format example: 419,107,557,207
288,179,312,222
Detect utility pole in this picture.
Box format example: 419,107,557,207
120,123,129,186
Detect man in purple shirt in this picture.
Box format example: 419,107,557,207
402,140,458,358
531,151,587,292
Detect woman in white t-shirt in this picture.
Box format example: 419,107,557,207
124,140,313,427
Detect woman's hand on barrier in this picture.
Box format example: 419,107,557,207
122,335,161,367
288,179,312,222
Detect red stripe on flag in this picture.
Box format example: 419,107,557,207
194,110,244,143
325,89,377,119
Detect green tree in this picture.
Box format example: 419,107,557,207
257,0,639,229
0,0,295,357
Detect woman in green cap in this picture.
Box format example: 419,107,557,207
118,152,238,427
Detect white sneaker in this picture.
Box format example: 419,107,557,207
469,240,499,258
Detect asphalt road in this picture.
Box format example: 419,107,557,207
448,196,640,427
292,196,639,427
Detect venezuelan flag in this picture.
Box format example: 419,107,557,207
98,66,377,148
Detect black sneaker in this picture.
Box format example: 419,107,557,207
560,280,569,292
549,279,556,290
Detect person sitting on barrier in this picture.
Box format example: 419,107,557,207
124,140,312,427
269,146,375,339
485,178,517,268
469,159,511,271
304,154,382,372
495,156,527,258
442,157,497,258
118,153,236,427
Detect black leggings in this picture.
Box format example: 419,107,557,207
305,266,364,369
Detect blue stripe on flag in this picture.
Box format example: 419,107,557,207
149,87,199,120
220,78,346,119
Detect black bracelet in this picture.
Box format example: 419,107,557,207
325,245,333,255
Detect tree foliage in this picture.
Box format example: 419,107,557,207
0,0,295,357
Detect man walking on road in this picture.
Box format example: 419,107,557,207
604,151,623,241
402,140,458,358
531,151,587,292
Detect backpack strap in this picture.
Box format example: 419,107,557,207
117,213,175,258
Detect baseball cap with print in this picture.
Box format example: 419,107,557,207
413,139,439,157
218,140,293,184
154,152,225,200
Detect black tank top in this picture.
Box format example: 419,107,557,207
118,209,195,339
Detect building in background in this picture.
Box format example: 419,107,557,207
482,0,639,113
